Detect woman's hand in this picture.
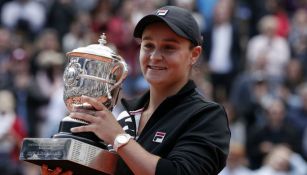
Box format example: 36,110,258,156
41,164,73,175
70,95,125,145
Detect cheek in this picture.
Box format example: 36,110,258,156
173,53,191,69
139,51,147,69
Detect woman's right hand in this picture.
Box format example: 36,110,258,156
41,164,73,175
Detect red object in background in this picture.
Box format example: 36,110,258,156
276,12,290,37
10,116,27,162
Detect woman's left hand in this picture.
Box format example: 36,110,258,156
70,95,125,145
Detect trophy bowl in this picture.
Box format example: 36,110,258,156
63,34,128,112
20,34,128,175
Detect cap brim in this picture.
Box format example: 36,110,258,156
133,14,189,41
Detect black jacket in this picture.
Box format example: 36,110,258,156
115,80,230,175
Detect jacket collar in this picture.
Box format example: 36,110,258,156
121,80,197,114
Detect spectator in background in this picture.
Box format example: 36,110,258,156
288,9,307,75
0,90,27,175
246,98,302,169
219,142,252,175
203,0,241,102
0,28,13,89
277,59,305,108
246,15,290,87
288,83,307,133
246,0,289,38
31,29,61,75
9,47,47,138
254,145,307,175
229,70,271,129
1,0,46,39
35,50,66,138
223,101,246,146
10,48,31,134
62,11,92,53
46,0,76,40
283,59,305,94
90,0,113,34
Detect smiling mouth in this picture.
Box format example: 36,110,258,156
148,65,166,70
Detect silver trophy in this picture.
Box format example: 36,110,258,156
20,34,128,175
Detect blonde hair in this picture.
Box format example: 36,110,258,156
258,15,278,34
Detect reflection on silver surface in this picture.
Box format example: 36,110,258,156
63,34,128,111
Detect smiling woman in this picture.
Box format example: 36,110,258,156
139,22,200,92
42,5,230,175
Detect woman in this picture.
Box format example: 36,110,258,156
43,6,230,175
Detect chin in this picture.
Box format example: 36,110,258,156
146,78,165,86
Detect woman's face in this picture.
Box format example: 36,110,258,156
139,22,200,89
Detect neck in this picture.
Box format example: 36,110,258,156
147,80,188,111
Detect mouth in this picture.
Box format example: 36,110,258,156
148,65,167,70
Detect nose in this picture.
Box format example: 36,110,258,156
149,49,163,61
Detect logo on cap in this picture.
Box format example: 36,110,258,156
156,9,168,16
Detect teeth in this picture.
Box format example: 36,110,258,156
149,65,165,70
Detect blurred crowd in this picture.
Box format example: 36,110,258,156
0,0,307,174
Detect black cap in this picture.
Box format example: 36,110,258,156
133,6,202,46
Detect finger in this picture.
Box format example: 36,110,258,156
72,107,94,114
72,108,97,117
41,164,49,175
50,167,62,175
70,112,98,123
72,104,94,111
81,95,107,111
71,124,95,133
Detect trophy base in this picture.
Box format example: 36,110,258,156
20,138,118,175
53,132,107,150
54,119,107,149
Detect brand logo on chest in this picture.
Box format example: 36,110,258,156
153,131,166,143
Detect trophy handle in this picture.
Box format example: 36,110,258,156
110,56,128,91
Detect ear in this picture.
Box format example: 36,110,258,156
190,46,202,65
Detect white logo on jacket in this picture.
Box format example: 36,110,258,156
153,132,166,143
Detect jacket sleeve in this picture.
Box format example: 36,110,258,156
155,103,231,175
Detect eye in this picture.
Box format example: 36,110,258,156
142,43,155,51
164,45,176,50
162,44,177,53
